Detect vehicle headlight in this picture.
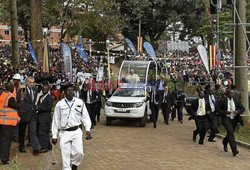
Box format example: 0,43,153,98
134,102,143,108
106,101,112,107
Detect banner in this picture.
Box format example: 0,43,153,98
61,43,73,82
27,39,38,63
75,36,88,63
125,38,137,55
42,39,50,73
197,45,210,74
143,42,156,60
216,49,221,65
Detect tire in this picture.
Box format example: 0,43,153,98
106,117,112,126
139,110,147,127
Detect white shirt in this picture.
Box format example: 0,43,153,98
227,98,236,119
208,95,216,112
76,71,85,83
197,98,206,116
52,97,91,139
158,80,164,90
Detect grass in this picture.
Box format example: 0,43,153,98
219,126,250,144
0,155,23,170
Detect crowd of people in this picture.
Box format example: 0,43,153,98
0,43,248,168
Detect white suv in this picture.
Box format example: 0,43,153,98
104,87,151,127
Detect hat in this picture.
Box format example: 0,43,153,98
12,73,21,80
62,83,74,91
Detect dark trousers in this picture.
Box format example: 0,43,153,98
176,104,184,121
171,106,176,120
208,113,219,141
0,125,14,163
86,103,96,125
95,101,101,121
221,117,237,153
38,115,52,150
19,114,41,151
195,116,209,144
150,103,159,123
161,104,171,123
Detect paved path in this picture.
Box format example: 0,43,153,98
48,111,250,170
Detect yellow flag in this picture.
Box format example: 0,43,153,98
42,39,49,73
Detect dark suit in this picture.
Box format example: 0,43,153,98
217,97,245,153
159,91,172,124
190,98,210,144
148,90,160,124
17,87,41,151
82,89,97,126
95,90,102,122
175,92,185,122
37,93,53,150
205,94,219,141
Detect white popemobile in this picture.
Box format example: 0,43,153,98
105,60,157,127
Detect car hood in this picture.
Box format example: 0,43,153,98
108,96,145,103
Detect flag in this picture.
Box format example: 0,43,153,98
61,43,73,82
27,39,38,63
143,42,156,60
197,45,210,74
125,38,137,55
42,39,50,73
75,36,88,63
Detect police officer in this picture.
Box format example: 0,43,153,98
52,84,92,170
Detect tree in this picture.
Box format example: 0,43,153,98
10,0,20,70
30,0,43,62
235,0,249,117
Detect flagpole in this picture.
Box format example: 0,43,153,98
106,39,111,80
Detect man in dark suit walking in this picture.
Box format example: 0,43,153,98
82,79,97,128
175,89,186,124
148,85,160,128
217,89,245,156
159,85,172,125
17,76,42,155
190,90,210,145
204,85,219,142
37,85,53,152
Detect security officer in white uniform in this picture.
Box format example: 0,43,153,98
52,84,92,170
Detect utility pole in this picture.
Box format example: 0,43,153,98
10,0,20,70
235,0,249,116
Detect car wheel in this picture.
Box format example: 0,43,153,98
106,117,112,126
139,110,147,127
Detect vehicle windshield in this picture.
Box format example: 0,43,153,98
113,88,145,97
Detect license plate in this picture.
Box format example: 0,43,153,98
115,109,129,113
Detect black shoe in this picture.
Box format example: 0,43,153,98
97,117,100,122
33,150,43,156
153,123,157,128
72,164,78,170
179,120,183,124
166,122,169,125
208,139,216,142
223,145,228,152
170,118,174,121
233,150,239,156
193,131,196,142
19,148,26,153
27,142,32,147
1,160,9,165
91,126,94,129
199,141,204,145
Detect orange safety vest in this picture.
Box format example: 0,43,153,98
0,92,19,126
